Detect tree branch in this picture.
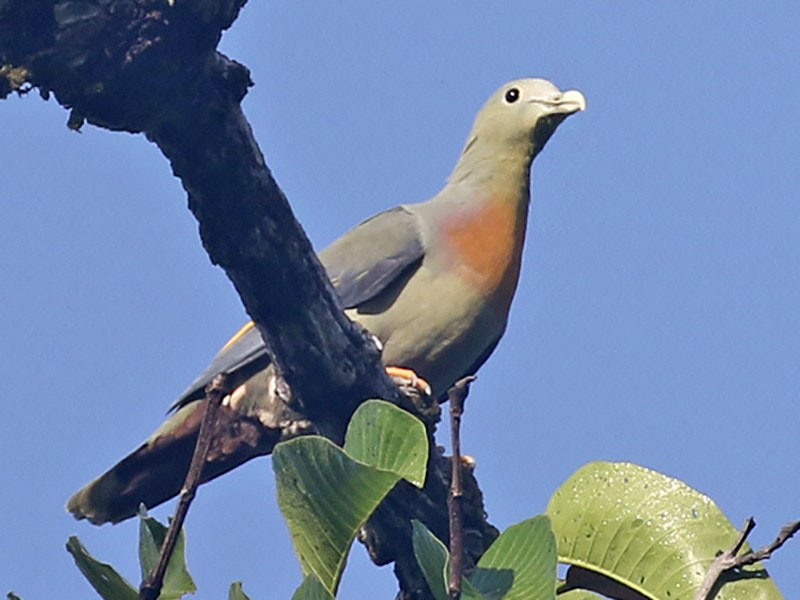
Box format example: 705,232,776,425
139,373,229,600
447,376,476,599
695,517,800,600
1,2,498,597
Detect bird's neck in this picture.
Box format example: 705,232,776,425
447,135,535,199
432,139,535,317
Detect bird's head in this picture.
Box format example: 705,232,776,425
462,78,586,164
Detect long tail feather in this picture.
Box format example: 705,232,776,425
67,401,278,525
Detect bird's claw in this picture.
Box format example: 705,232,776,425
385,366,432,397
370,333,384,353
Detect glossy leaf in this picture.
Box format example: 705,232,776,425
547,462,783,600
138,514,196,600
65,536,138,600
274,400,428,595
291,575,335,600
411,519,451,600
228,582,252,600
412,517,558,600
557,590,604,599
472,516,556,600
344,399,428,488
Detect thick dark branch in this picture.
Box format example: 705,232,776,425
1,2,498,597
3,0,398,429
147,77,402,428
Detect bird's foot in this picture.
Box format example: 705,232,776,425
385,366,432,397
385,367,439,425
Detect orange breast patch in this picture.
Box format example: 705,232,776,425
441,197,527,306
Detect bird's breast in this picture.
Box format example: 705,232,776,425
439,195,529,314
348,194,530,395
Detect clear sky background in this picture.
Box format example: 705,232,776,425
2,3,799,598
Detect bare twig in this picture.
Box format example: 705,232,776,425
694,517,755,600
695,517,800,600
731,520,800,567
139,374,229,600
447,376,476,600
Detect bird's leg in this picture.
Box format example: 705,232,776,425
367,329,431,397
385,366,432,396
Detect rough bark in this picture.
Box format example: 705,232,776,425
1,2,498,597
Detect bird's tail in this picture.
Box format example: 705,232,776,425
67,399,277,525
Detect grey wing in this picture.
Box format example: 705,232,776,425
170,324,270,410
170,205,425,411
321,205,426,309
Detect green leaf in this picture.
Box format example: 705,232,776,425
291,575,335,600
274,400,428,595
471,516,556,600
408,521,483,599
344,399,428,488
556,590,604,599
138,514,197,599
462,576,486,599
546,462,784,600
274,436,398,593
65,536,138,600
228,582,252,600
412,517,559,600
411,520,451,600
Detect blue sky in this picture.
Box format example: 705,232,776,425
2,3,799,598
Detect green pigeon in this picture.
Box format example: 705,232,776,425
68,78,586,524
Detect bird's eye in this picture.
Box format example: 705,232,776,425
504,88,520,103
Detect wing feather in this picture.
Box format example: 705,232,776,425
321,205,425,308
171,205,426,409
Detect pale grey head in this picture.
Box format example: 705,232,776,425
450,78,586,186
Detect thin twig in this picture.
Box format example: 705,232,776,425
732,520,800,567
139,374,229,600
447,375,476,600
729,517,757,557
694,517,756,600
695,517,800,600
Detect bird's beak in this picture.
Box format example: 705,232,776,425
552,89,587,115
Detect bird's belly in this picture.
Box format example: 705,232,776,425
347,266,507,397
